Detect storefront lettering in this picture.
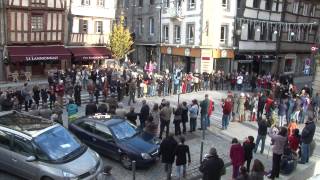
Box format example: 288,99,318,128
82,56,109,60
25,56,59,61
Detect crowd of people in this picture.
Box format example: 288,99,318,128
0,64,317,180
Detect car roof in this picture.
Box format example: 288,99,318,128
76,114,125,126
0,111,56,139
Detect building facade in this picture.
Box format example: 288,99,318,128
116,0,162,71
67,0,114,66
160,0,236,74
4,0,70,79
0,0,5,80
235,0,320,77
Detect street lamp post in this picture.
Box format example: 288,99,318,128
156,3,162,73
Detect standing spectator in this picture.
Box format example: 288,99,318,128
287,95,295,124
128,78,136,105
267,127,287,179
175,136,191,179
254,118,268,154
278,100,287,127
200,94,210,130
222,97,232,130
312,93,320,121
82,68,89,90
199,147,225,180
150,103,160,132
243,136,255,172
40,86,48,105
55,80,65,106
249,159,265,180
288,129,300,153
48,85,56,109
160,133,178,180
94,83,100,104
87,80,95,103
257,92,267,119
22,83,32,112
144,116,158,137
230,138,245,179
66,99,78,128
126,107,138,125
74,82,82,106
85,102,97,116
102,79,109,102
188,99,199,132
173,104,183,136
159,101,172,139
287,119,298,136
237,73,243,91
139,100,150,129
238,93,246,122
32,84,40,108
299,117,316,164
181,102,188,134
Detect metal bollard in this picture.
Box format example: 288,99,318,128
132,160,136,180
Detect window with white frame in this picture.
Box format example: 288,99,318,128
310,5,316,16
222,0,229,10
95,21,103,33
149,17,154,35
163,25,169,42
220,25,228,44
188,0,196,10
81,0,90,5
186,24,195,44
303,3,310,16
293,2,299,14
97,0,104,6
174,25,181,43
137,18,143,35
79,19,88,33
31,15,43,31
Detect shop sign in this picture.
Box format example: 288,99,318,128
167,47,172,54
185,48,191,56
25,56,59,61
82,56,109,60
221,50,227,58
201,57,213,73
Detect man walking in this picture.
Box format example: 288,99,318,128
199,147,225,180
299,117,316,164
160,133,178,180
200,94,210,130
139,100,150,129
254,118,268,154
159,101,172,139
128,78,136,105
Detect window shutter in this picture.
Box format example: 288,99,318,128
79,19,83,33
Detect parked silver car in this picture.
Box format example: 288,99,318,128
0,111,103,180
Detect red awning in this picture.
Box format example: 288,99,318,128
68,47,112,61
7,46,71,63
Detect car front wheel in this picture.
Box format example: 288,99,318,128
120,154,132,169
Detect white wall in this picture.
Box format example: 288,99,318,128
71,0,116,18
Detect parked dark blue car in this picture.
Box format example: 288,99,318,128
69,114,160,169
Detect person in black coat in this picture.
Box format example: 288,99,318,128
199,147,225,180
40,86,48,105
160,133,178,180
181,102,189,134
33,85,41,108
126,107,138,125
300,117,316,164
85,102,97,116
174,136,191,179
74,82,82,106
97,103,108,114
243,136,255,172
139,100,150,129
255,118,268,154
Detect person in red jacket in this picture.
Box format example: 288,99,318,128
222,97,233,130
265,95,274,119
230,138,245,179
288,129,300,155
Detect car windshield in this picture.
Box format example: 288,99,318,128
109,121,138,140
33,126,82,161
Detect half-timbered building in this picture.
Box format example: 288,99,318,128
0,0,6,80
4,0,70,79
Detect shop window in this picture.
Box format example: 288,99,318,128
253,0,260,8
97,0,104,6
95,21,103,34
220,25,228,44
174,25,181,43
248,23,255,40
81,0,90,5
163,25,169,42
188,0,196,10
265,0,272,10
31,16,43,31
186,24,195,44
149,17,154,35
79,19,88,34
284,59,294,72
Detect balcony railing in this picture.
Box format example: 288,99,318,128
166,6,184,20
69,33,109,45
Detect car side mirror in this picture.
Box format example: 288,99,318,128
26,155,36,162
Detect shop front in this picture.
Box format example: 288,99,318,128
160,46,201,73
213,49,235,74
68,47,112,68
6,46,71,79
